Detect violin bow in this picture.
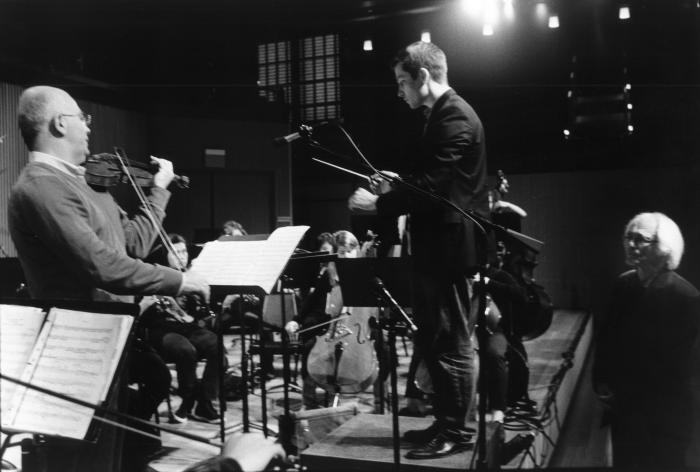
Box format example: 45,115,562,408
113,147,187,272
0,372,223,447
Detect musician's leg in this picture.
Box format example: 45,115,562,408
505,336,531,407
189,327,227,402
482,331,508,419
300,339,320,409
160,332,198,418
129,341,172,419
400,345,431,417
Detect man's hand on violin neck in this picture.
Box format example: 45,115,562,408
150,155,175,189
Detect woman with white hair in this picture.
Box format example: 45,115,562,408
593,212,700,468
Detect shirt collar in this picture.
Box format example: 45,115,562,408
30,151,86,179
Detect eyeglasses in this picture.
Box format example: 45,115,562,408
59,111,92,126
624,233,657,247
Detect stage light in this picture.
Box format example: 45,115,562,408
548,15,559,28
421,30,431,43
484,0,500,24
503,0,515,21
461,0,483,18
563,129,570,137
363,39,373,51
627,124,634,133
567,90,573,98
482,23,494,36
619,6,630,20
535,2,548,21
624,83,631,91
627,103,633,110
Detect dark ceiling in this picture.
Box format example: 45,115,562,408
2,0,699,173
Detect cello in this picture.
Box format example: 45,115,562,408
305,241,379,397
492,170,553,341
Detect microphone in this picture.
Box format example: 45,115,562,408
272,123,326,146
372,277,418,332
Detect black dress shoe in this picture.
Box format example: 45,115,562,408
406,434,473,460
402,421,440,443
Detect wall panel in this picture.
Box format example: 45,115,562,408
0,83,30,257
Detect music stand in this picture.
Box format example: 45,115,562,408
197,228,310,441
273,252,337,451
335,258,413,472
0,298,139,471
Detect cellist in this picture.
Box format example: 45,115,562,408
285,230,382,409
284,232,346,409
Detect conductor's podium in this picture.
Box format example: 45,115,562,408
301,414,502,472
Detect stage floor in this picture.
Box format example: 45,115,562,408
145,308,592,472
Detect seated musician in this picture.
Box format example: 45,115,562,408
283,232,345,408
489,188,536,409
221,219,247,238
285,230,388,411
140,233,227,423
479,242,528,423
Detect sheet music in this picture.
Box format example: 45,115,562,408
0,305,46,416
191,225,309,293
7,308,133,440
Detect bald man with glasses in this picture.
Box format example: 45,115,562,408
8,85,210,472
10,85,208,303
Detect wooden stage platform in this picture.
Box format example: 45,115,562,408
139,308,593,472
300,414,505,472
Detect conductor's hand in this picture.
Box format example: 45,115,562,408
369,170,398,195
285,320,300,343
179,270,210,304
221,433,286,472
150,155,175,189
348,187,378,213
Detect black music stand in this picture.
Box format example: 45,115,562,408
208,233,279,439
208,247,336,445
0,298,139,471
273,252,338,451
335,258,414,472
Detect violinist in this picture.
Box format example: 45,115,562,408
9,86,209,303
140,233,226,424
8,85,210,472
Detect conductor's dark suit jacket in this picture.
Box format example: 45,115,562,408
376,88,489,278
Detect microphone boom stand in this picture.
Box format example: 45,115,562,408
372,278,417,472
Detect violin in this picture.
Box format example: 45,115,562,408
83,152,190,189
